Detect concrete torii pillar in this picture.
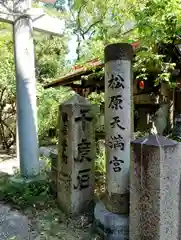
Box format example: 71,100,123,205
0,0,64,178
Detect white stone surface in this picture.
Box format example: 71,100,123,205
0,1,65,35
14,13,40,177
57,94,96,215
105,59,132,195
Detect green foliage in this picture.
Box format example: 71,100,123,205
0,26,16,149
0,157,53,208
126,0,181,84
0,178,51,208
69,0,181,86
0,17,71,149
88,92,104,132
88,92,104,107
95,145,105,175
35,34,69,81
37,84,74,142
2,0,181,152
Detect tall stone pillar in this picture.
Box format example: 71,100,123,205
13,0,39,177
104,43,133,213
94,43,133,240
57,94,96,215
130,135,181,240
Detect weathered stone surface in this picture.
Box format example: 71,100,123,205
104,43,133,214
132,135,177,147
57,94,96,215
130,136,181,240
94,201,129,240
151,104,169,135
0,204,39,240
39,145,58,158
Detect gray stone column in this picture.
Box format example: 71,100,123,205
57,94,96,215
104,43,133,213
130,135,181,240
13,0,39,177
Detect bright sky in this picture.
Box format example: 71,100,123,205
66,35,77,62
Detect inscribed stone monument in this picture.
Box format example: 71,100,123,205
104,43,133,214
57,94,96,215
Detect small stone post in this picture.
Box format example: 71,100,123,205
104,43,133,213
130,135,181,240
57,94,96,215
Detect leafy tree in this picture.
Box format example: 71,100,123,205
37,84,73,143
0,10,71,149
0,25,16,149
34,34,69,82
68,0,181,87
126,0,181,85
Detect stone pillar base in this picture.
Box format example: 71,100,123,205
94,201,129,240
102,192,129,214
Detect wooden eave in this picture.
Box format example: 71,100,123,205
44,41,140,89
44,61,104,89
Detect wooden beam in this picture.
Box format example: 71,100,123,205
44,63,104,88
134,94,160,105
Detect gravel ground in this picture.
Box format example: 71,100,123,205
0,147,101,240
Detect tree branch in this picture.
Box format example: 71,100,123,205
83,20,102,35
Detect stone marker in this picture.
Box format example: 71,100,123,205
57,94,96,215
104,43,133,214
130,135,181,240
94,43,133,240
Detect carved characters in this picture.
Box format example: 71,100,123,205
108,94,123,110
107,72,127,173
62,112,68,164
108,74,125,89
110,116,125,130
75,108,93,131
75,138,91,162
109,156,124,172
74,169,91,190
107,134,124,150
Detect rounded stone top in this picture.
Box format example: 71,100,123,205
61,93,90,106
131,135,177,147
104,43,133,63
